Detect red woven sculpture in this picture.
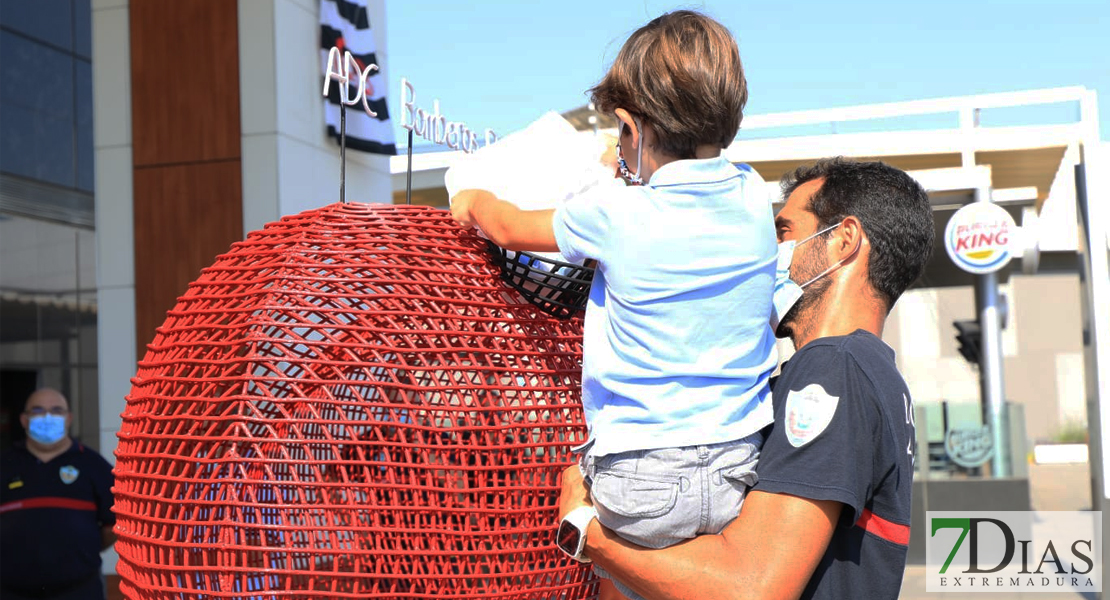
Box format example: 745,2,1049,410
113,203,596,599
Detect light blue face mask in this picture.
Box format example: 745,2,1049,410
771,221,853,336
28,413,68,445
616,119,645,185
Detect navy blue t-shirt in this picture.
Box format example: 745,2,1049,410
0,440,116,595
754,330,915,600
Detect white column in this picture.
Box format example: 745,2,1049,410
238,0,394,236
92,0,134,577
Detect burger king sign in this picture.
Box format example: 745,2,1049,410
945,202,1017,274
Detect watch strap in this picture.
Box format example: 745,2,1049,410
560,505,598,563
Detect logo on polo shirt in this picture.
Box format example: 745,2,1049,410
784,384,839,447
59,465,79,484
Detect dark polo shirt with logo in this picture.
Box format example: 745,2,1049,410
0,440,115,596
754,330,915,600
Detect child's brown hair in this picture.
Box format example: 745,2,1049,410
589,10,747,160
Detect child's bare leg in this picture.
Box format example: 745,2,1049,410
598,578,632,600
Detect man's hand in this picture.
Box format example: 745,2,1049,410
558,464,592,522
450,189,494,229
579,490,842,600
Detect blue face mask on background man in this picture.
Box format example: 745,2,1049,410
770,220,857,336
28,413,67,445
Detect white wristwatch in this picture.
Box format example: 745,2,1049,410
556,506,599,563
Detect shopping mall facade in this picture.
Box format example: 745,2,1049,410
1,0,1107,577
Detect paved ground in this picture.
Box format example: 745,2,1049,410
899,462,1098,599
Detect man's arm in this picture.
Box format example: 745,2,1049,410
450,189,559,252
559,466,841,600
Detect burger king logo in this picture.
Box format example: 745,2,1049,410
944,202,1016,275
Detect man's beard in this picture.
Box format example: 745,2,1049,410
776,238,834,341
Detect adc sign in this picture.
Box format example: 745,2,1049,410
944,202,1017,275
322,47,382,118
321,47,497,154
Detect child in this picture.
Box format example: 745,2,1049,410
450,11,777,600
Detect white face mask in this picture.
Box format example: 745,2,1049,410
770,221,853,336
616,120,645,185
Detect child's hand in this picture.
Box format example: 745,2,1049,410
450,189,484,228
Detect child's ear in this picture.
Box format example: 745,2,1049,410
613,108,640,149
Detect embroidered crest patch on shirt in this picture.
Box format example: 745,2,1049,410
784,383,840,447
59,465,79,485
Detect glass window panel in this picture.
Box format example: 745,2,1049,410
37,367,64,390
0,31,75,116
76,227,96,294
76,366,100,449
0,103,76,186
0,215,91,294
0,0,73,50
78,319,97,364
76,60,93,191
0,340,39,364
0,213,98,447
73,0,91,60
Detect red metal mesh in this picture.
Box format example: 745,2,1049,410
113,203,596,599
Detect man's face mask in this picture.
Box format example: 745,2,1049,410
28,413,67,445
771,220,855,336
616,119,645,185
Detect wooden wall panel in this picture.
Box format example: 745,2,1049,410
130,0,241,166
133,161,243,353
129,0,243,358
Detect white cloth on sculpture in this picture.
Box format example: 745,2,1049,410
445,111,621,269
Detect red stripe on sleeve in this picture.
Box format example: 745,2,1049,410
855,508,910,545
0,497,97,514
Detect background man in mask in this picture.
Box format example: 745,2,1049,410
1,388,116,600
558,157,935,600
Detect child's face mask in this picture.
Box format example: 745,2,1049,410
616,119,645,185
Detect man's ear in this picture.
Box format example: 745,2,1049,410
836,215,865,261
613,108,641,150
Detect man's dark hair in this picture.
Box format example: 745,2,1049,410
781,158,935,309
588,10,747,159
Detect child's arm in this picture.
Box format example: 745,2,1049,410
451,189,559,252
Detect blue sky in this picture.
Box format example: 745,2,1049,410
384,0,1108,149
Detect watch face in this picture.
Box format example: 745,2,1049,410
557,518,582,557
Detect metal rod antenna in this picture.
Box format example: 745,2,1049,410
340,103,347,204
406,129,414,205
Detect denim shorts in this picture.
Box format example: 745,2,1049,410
578,432,763,599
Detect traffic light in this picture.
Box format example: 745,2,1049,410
953,320,981,364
